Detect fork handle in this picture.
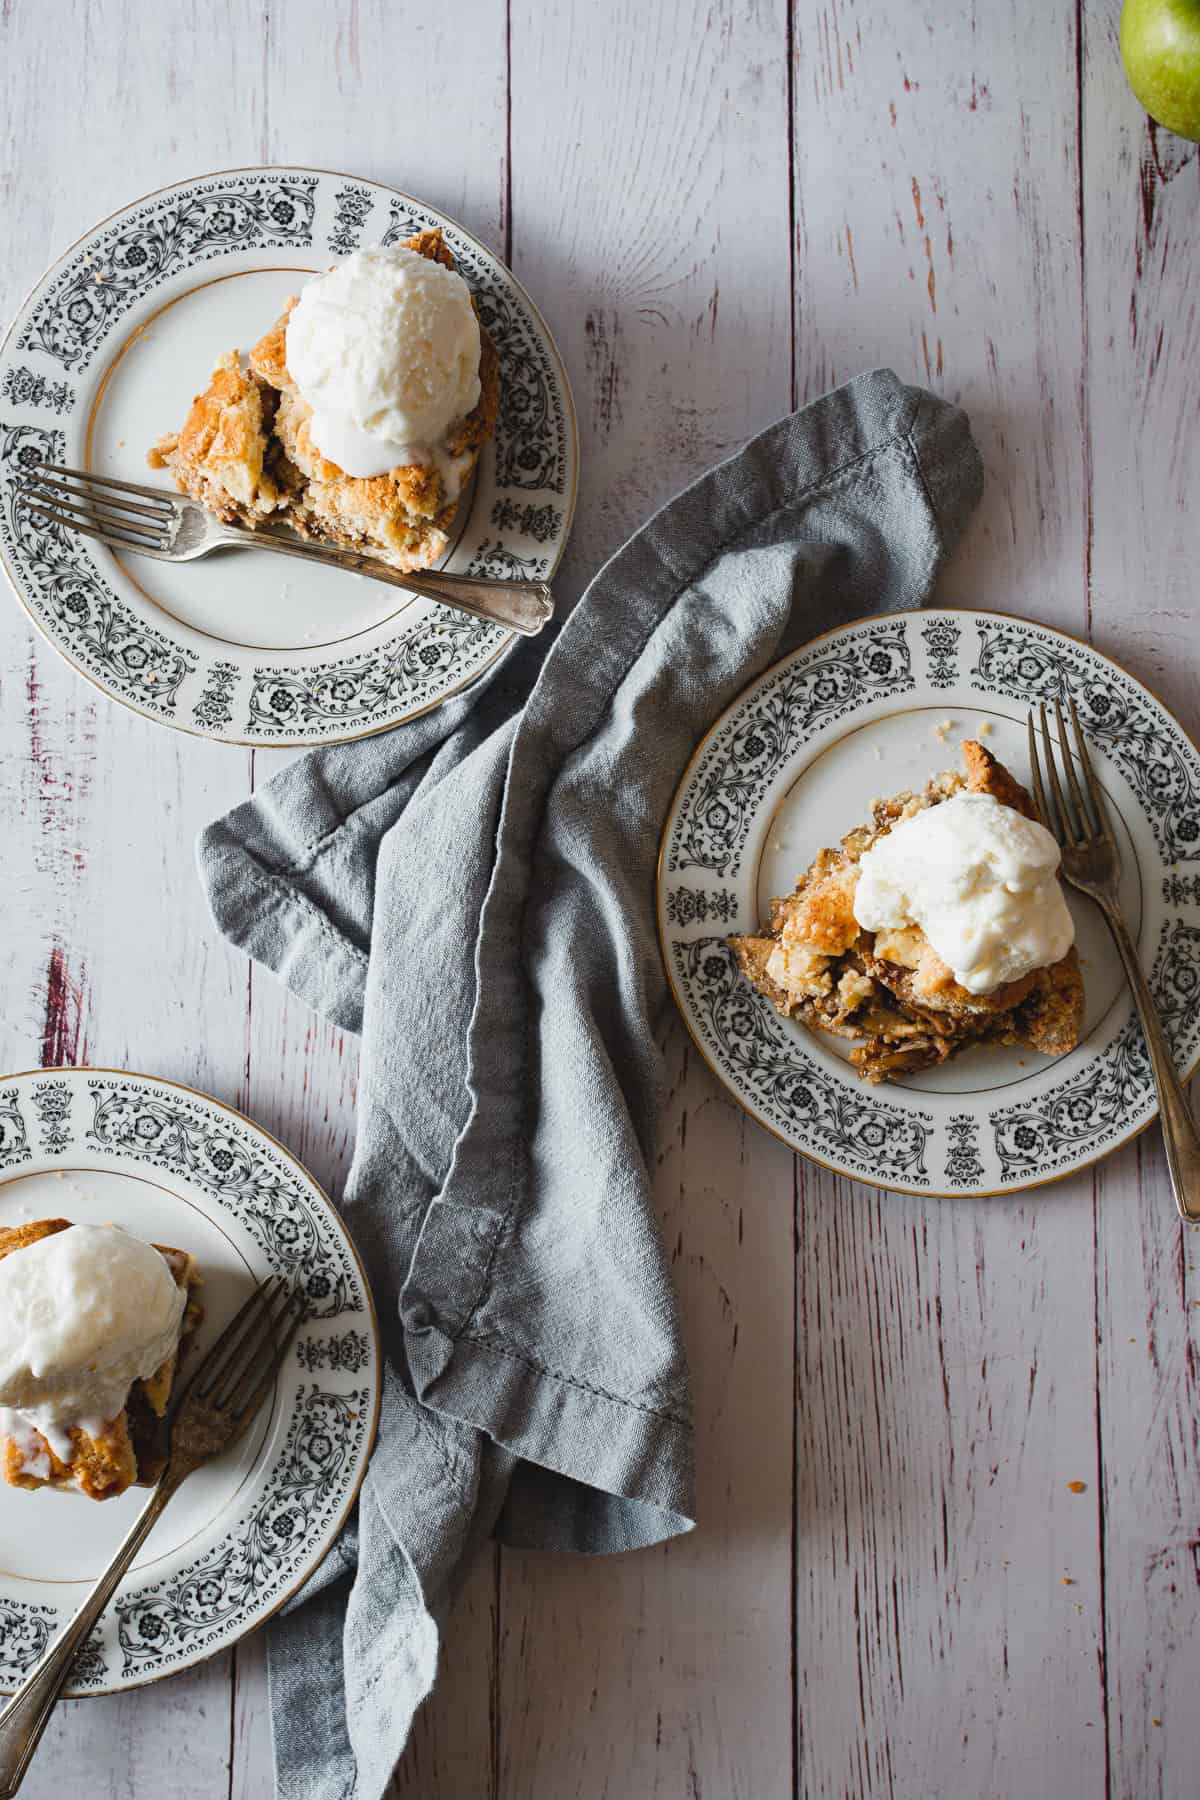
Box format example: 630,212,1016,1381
215,524,553,637
0,1469,182,1796
1102,902,1200,1225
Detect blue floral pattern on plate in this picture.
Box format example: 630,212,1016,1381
658,610,1200,1197
0,1067,378,1696
0,167,577,745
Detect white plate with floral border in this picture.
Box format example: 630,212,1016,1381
0,166,577,746
658,608,1200,1198
0,1067,379,1696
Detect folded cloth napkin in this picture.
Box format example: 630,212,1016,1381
198,366,982,1800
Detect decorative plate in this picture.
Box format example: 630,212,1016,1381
0,167,578,745
658,608,1200,1198
0,1067,379,1695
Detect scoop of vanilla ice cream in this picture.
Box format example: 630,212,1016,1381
0,1224,186,1454
285,244,482,477
852,790,1075,995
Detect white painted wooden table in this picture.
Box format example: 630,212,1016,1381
2,2,1198,1794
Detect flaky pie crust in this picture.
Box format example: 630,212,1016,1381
0,1218,203,1500
149,228,499,574
730,741,1085,1084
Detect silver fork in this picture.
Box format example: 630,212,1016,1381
15,463,554,638
1028,698,1200,1224
0,1274,308,1796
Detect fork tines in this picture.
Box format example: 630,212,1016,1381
16,461,177,557
185,1274,309,1429
1027,695,1114,847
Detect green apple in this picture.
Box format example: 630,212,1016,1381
1121,0,1200,140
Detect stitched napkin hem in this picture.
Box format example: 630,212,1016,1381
196,365,984,1800
390,369,979,1524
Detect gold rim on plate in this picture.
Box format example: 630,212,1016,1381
0,164,581,748
0,1064,382,1695
655,604,1200,1201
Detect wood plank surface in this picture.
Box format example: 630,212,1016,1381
493,3,796,1796
1,4,265,1794
0,1,1197,1797
789,3,1109,1795
494,1025,798,1800
244,3,513,1793
1082,10,1200,1798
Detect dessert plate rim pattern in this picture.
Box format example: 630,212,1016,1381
656,606,1200,1198
0,1064,380,1696
0,164,579,745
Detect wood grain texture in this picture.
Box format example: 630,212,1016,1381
230,1632,274,1800
794,1170,1105,1797
1080,8,1200,726
507,0,793,608
495,1020,797,1800
390,1549,501,1800
242,3,512,1793
20,1658,234,1800
0,4,265,1795
493,3,796,1795
792,0,1088,617
789,3,1114,1795
1,0,1198,1795
1082,9,1200,1798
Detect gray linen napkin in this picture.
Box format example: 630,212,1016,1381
198,366,982,1799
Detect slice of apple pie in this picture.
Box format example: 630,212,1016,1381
0,1218,203,1500
731,741,1085,1084
149,228,499,574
